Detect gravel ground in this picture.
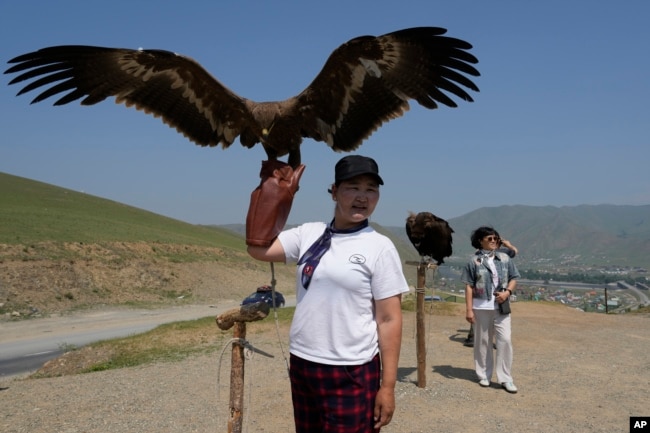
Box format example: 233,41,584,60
1,302,648,433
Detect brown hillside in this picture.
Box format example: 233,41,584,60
0,241,296,319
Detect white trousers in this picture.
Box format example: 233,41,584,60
473,308,513,383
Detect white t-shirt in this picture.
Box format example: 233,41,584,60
278,222,409,365
473,255,498,311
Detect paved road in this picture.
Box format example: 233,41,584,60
0,302,239,379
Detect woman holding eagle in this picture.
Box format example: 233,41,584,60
248,154,409,432
6,26,480,432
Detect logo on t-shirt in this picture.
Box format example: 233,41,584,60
349,254,366,264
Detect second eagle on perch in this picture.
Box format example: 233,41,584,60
5,27,479,168
406,211,454,265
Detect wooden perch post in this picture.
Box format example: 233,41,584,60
216,302,271,433
405,259,438,388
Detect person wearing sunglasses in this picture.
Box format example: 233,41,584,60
461,226,520,393
463,235,518,347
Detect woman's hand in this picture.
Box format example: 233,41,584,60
373,385,396,429
500,239,518,255
494,289,510,304
465,310,475,323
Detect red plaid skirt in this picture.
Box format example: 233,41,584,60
289,353,381,433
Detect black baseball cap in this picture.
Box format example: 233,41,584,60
334,155,384,185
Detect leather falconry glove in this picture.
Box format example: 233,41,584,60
246,160,306,247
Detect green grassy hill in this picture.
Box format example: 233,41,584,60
0,172,244,250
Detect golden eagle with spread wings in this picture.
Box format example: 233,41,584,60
5,27,479,168
406,211,454,264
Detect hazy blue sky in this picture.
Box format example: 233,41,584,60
1,1,648,226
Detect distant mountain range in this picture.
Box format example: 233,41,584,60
2,171,647,270
386,204,650,269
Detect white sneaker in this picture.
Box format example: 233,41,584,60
502,382,518,393
478,379,490,387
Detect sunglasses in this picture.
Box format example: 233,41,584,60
483,235,499,242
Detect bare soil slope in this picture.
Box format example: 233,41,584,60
0,241,296,318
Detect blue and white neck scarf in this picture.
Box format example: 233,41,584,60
297,219,368,289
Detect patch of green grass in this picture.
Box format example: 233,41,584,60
0,172,245,250
401,293,461,315
263,306,295,322
32,309,296,377
58,342,78,352
81,316,229,373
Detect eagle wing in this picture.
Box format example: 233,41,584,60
295,27,480,151
5,46,256,148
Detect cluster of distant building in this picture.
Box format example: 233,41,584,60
514,281,647,313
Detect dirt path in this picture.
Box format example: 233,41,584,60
1,302,648,433
0,304,232,343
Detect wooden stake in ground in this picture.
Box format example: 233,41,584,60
406,259,438,388
216,302,270,433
